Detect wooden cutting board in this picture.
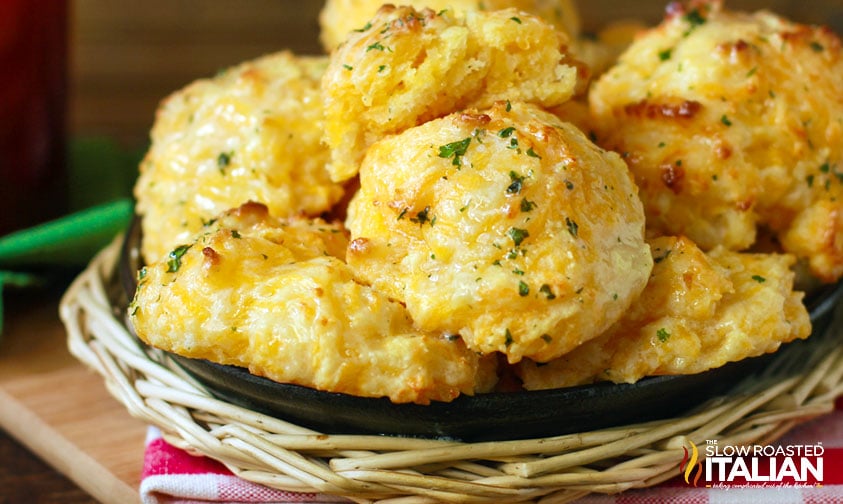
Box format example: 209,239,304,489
0,290,146,504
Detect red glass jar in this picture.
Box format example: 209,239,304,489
0,0,68,236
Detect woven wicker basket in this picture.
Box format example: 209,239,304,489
60,238,843,504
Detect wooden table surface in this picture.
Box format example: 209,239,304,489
0,427,97,504
0,285,146,503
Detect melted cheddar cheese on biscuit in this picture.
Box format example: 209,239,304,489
134,51,344,263
321,5,583,182
346,101,652,363
129,203,494,404
516,235,811,388
589,0,843,282
318,0,581,52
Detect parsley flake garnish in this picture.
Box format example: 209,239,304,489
167,244,192,273
684,9,706,28
507,171,525,194
520,198,536,212
508,227,529,246
217,151,233,173
565,217,579,238
518,281,529,296
438,137,471,166
354,22,372,32
410,206,432,226
657,328,671,342
498,127,516,138
366,41,387,52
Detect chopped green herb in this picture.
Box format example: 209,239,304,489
752,274,766,283
684,9,706,28
438,137,471,166
721,114,732,126
565,217,579,238
657,327,671,342
810,41,824,52
565,179,574,190
498,127,516,138
231,230,241,239
820,162,831,173
397,208,408,220
217,151,233,172
366,41,387,52
510,16,522,24
518,281,529,296
541,334,552,343
539,284,556,300
354,22,372,32
505,100,512,111
504,328,514,346
658,48,672,61
342,64,353,71
410,206,431,225
807,174,815,187
526,147,541,158
167,244,192,273
508,227,529,246
507,171,525,194
520,198,536,212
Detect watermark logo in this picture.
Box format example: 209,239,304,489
680,440,703,486
679,439,824,488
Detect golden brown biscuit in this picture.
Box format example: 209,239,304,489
589,0,843,282
321,5,583,182
129,203,493,404
134,51,344,263
318,0,581,52
346,101,652,363
516,236,811,389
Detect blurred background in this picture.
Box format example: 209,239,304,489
71,0,843,151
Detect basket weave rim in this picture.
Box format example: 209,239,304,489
60,238,843,503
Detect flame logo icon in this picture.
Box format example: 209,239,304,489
679,440,703,486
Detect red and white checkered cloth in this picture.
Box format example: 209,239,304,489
140,399,843,504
